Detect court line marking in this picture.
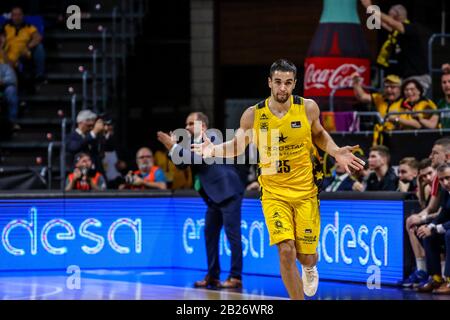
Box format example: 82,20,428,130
139,283,289,300
0,276,288,300
0,280,63,300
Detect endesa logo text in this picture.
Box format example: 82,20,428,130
1,207,142,256
318,211,388,267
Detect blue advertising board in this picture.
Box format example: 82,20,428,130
0,196,403,284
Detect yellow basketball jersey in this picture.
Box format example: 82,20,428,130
253,95,318,201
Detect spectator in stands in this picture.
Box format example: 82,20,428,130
351,73,401,128
119,147,167,190
67,110,104,173
417,158,436,209
154,149,192,189
0,47,19,130
323,162,356,192
362,145,398,191
65,152,107,191
101,117,126,189
402,138,450,288
0,6,45,83
397,157,418,193
360,1,431,93
438,63,450,128
416,162,450,294
386,79,439,130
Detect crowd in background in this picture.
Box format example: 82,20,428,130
0,6,45,131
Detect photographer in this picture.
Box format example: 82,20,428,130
67,110,104,174
65,152,107,191
119,147,167,190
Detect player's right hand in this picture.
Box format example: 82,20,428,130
191,132,214,158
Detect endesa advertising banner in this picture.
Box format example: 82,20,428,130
304,57,371,97
0,196,403,285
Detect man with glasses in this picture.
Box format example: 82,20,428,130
120,147,167,190
352,73,402,130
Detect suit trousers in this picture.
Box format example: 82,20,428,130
203,191,243,279
423,230,450,277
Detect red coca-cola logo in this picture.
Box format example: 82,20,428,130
304,57,370,97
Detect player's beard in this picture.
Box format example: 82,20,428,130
274,93,289,104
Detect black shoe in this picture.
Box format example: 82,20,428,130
219,277,242,289
194,275,221,288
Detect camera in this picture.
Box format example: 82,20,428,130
125,174,135,185
80,167,89,177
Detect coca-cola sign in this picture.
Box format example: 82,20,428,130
304,57,370,97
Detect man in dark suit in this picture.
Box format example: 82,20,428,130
323,162,356,192
157,112,245,289
416,162,450,294
66,110,104,173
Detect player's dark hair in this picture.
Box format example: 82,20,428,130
437,162,450,173
434,137,450,153
190,112,209,128
370,145,391,164
270,59,297,79
418,158,432,171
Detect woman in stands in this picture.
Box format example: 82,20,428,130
386,79,439,130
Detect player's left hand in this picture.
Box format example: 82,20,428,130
334,145,365,174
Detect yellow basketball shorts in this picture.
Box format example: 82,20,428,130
261,190,320,254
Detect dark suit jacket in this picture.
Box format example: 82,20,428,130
66,130,101,171
366,167,398,191
432,188,450,231
323,174,355,192
170,135,244,204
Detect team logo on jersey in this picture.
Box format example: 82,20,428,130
278,133,288,143
275,220,283,229
260,122,268,131
305,229,312,234
291,121,301,128
260,113,269,120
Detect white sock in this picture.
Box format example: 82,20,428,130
442,261,446,277
416,258,427,272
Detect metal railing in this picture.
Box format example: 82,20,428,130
427,33,450,101
60,118,68,191
383,108,447,126
112,7,118,96
101,28,107,112
330,108,450,134
47,142,54,190
71,94,77,131
82,70,88,110
92,48,98,113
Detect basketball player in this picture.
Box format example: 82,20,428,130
191,59,365,300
